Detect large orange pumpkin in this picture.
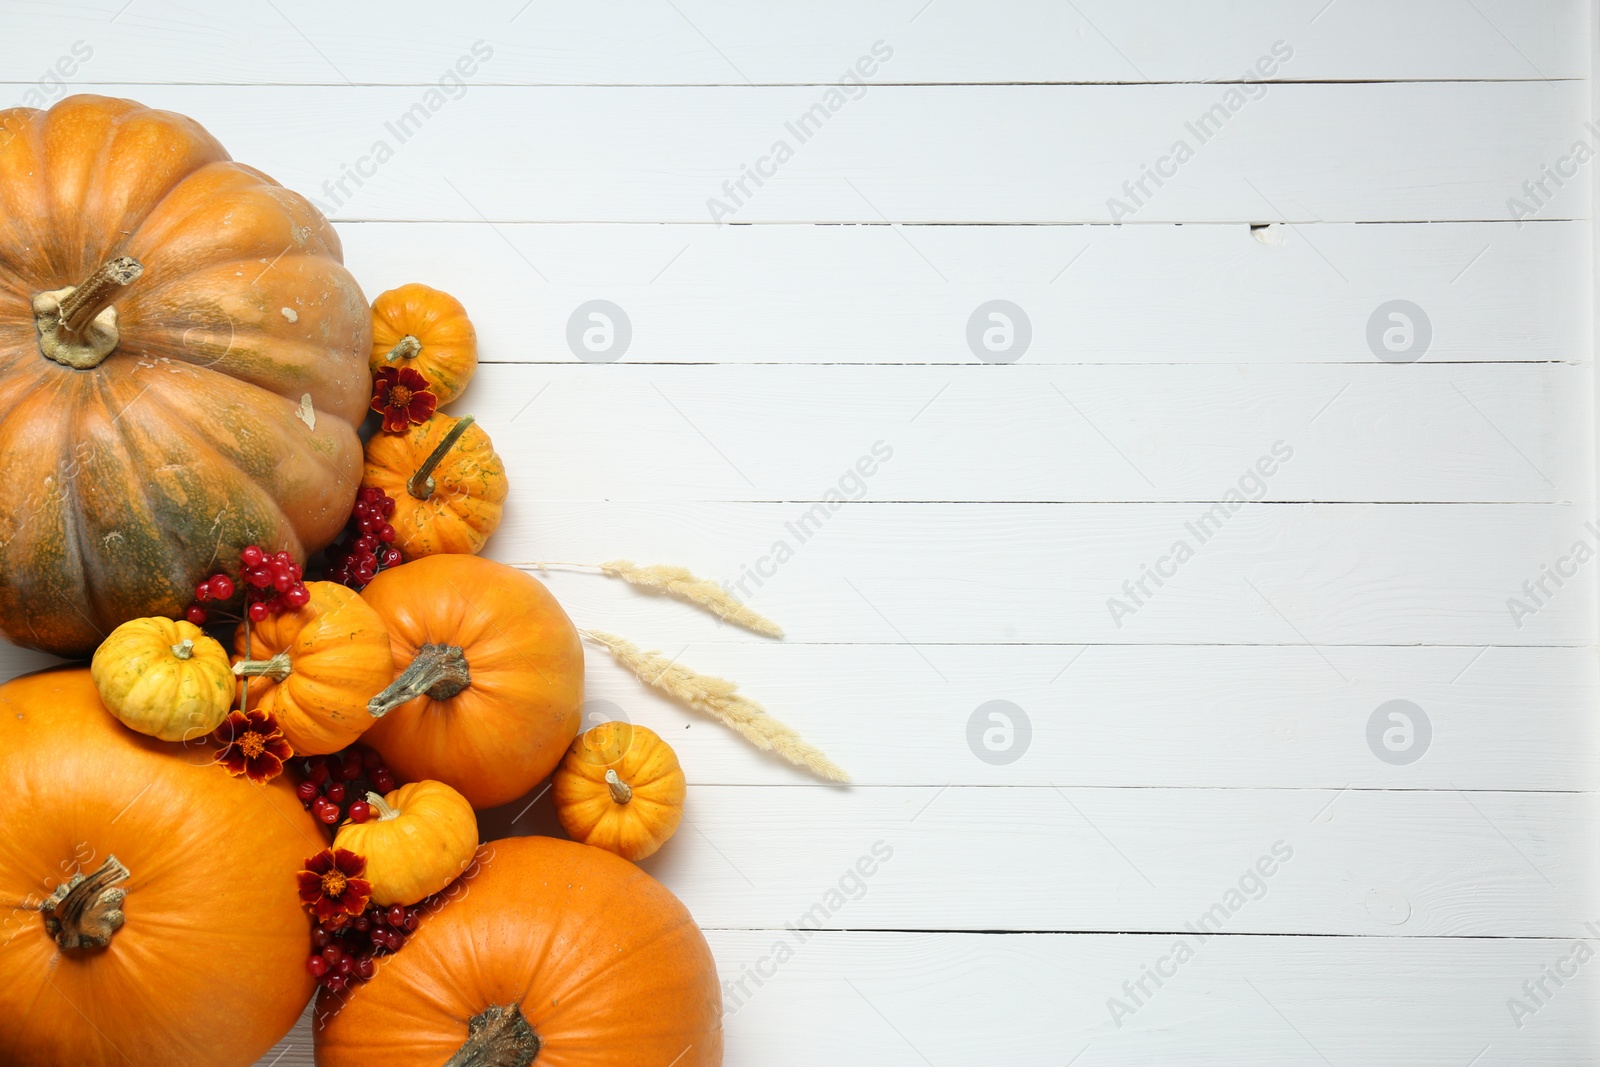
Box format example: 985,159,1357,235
314,835,722,1066
0,94,371,656
361,554,584,809
0,668,322,1066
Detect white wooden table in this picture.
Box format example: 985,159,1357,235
5,2,1598,1063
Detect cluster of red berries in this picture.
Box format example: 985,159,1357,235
186,545,308,625
326,487,403,590
293,744,397,830
306,896,439,994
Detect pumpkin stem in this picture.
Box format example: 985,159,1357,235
444,1004,540,1067
171,638,195,660
232,649,293,682
407,414,476,500
385,334,423,363
33,255,144,369
605,769,633,805
365,790,402,821
40,855,130,950
368,642,471,717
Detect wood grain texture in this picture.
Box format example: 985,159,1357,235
463,785,1599,936
3,0,1585,84
440,363,1588,502
491,502,1597,646
254,931,1598,1067
338,220,1590,365
21,82,1591,223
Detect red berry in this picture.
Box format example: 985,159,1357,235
247,601,269,622
377,524,396,543
246,569,273,589
387,931,406,952
193,582,212,603
402,911,419,932
285,585,311,608
382,548,402,568
317,804,341,825
336,956,354,976
386,905,406,928
324,975,348,995
325,782,347,805
241,545,264,567
354,956,376,980
309,762,331,785
362,487,382,504
370,907,387,927
380,497,396,517
296,780,319,802
353,914,371,932
321,945,343,965
209,574,235,600
306,955,327,977
371,769,396,792
311,926,332,948
184,605,207,625
348,800,371,824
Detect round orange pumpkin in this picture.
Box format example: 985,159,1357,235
313,835,722,1066
331,780,478,906
234,580,394,755
361,554,583,809
0,668,321,1066
370,283,478,405
362,413,507,560
554,721,687,862
0,94,372,657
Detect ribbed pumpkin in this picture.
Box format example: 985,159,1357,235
0,94,371,656
370,283,478,405
361,554,582,808
0,668,321,1067
313,836,722,1067
90,616,234,741
362,413,506,560
234,580,394,755
331,780,479,906
554,722,687,862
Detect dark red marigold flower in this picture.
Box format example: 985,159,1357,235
297,848,373,925
371,366,438,433
213,709,292,783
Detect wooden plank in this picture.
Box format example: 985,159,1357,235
445,363,1588,503
29,82,1590,222
340,220,1592,365
473,786,1597,936
255,931,1597,1066
568,644,1600,790
485,502,1596,646
14,0,1586,87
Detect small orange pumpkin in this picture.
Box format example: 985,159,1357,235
369,283,478,405
361,554,583,809
553,722,686,862
331,780,477,906
233,580,394,755
362,413,506,560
